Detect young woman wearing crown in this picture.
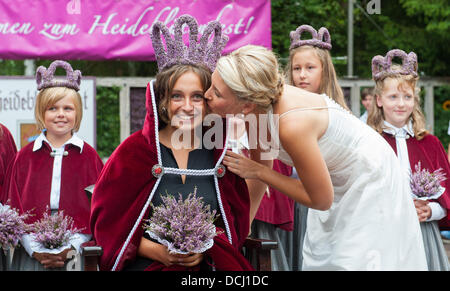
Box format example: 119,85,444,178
89,15,253,271
203,44,428,270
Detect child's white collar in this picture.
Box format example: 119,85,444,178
383,120,414,138
33,132,84,153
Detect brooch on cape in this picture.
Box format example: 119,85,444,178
152,164,164,178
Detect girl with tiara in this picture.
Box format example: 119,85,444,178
250,24,350,271
205,44,428,270
0,123,17,270
90,15,253,271
3,61,104,270
368,49,450,270
286,24,349,271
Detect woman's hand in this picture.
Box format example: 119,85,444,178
414,199,431,222
168,252,204,268
223,150,266,180
139,237,204,267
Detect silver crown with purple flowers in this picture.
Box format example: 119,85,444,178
372,49,418,81
151,14,229,73
36,60,82,91
289,24,332,50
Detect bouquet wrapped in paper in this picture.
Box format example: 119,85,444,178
410,161,447,200
31,207,82,254
0,203,31,254
143,188,219,254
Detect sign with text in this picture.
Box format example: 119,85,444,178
0,0,271,60
0,77,96,149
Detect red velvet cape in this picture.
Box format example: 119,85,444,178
0,123,17,202
90,83,251,271
383,133,450,230
2,139,103,233
254,160,295,231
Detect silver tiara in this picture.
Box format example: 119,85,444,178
289,24,332,50
372,49,418,81
151,14,229,72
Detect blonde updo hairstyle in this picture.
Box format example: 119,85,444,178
215,45,284,112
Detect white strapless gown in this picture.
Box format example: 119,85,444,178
263,95,427,270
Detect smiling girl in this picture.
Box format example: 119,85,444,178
368,49,450,270
90,15,252,271
3,61,103,271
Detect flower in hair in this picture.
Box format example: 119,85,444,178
36,60,82,91
289,24,332,50
371,49,418,81
151,14,229,73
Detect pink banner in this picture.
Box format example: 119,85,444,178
0,0,271,61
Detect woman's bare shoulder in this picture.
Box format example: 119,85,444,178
275,85,328,141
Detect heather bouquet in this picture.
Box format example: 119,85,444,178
143,188,218,254
410,162,447,201
0,203,31,254
31,207,82,253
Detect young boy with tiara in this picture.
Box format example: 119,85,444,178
368,49,450,270
3,61,103,270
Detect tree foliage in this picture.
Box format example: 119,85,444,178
0,1,449,156
271,0,450,148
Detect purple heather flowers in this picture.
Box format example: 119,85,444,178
410,162,446,200
144,188,218,254
32,208,81,250
0,204,30,254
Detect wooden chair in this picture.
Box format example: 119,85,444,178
243,237,278,271
82,186,278,271
81,238,277,271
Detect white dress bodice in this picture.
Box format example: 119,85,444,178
261,95,427,270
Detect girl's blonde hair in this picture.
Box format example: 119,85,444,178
215,45,284,112
367,67,428,140
286,45,349,110
35,87,83,132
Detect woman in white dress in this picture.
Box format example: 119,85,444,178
204,45,428,270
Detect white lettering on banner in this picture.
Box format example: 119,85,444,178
215,4,255,36
88,7,156,36
87,5,255,38
0,22,34,35
40,23,80,40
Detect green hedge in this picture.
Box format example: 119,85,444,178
96,86,120,158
